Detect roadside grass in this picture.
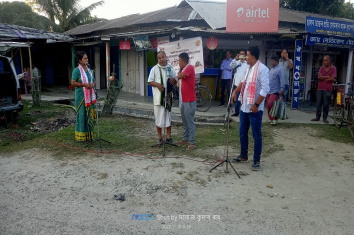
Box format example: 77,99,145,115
1,101,353,158
274,123,354,145
0,100,65,152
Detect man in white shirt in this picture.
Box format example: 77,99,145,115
231,46,270,171
230,50,248,116
279,49,293,103
148,51,178,146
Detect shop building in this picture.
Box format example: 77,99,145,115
65,0,354,105
0,23,73,87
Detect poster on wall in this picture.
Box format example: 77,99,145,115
119,40,130,50
292,39,303,110
226,0,279,33
157,37,204,74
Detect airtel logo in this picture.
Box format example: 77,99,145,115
236,6,270,18
237,7,244,17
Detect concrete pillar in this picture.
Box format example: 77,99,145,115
345,49,353,94
305,46,313,100
259,43,266,64
139,51,145,96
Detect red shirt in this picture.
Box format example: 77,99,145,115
181,65,196,102
318,65,337,91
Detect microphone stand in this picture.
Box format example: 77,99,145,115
210,85,241,178
85,63,111,152
163,64,169,157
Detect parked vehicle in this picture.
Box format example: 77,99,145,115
0,55,23,123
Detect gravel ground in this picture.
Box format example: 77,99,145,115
0,127,353,235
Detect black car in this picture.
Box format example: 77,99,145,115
0,55,23,123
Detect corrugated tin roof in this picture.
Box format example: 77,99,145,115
186,0,226,30
65,5,202,36
176,26,305,35
0,23,72,42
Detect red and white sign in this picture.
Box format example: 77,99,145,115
150,38,158,48
226,0,279,33
206,36,218,50
119,40,130,50
150,36,170,49
158,37,204,74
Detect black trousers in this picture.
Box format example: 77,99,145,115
316,90,331,120
220,79,231,105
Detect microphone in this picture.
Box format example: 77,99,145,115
85,62,90,68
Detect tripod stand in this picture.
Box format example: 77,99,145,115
85,69,111,152
210,85,241,178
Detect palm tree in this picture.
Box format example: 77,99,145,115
34,0,105,32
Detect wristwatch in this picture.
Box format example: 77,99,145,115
254,103,259,108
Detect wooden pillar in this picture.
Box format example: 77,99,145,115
145,51,148,96
71,45,75,70
28,45,33,81
20,48,23,73
106,42,110,89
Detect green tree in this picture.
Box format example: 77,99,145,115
338,2,354,20
34,0,105,32
0,1,58,31
280,0,350,18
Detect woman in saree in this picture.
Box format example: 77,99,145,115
71,51,97,142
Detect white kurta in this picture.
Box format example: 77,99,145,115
148,63,177,128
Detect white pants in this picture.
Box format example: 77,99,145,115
154,105,171,128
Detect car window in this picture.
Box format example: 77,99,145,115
0,58,11,73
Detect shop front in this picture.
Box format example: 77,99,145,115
304,16,354,96
144,34,265,101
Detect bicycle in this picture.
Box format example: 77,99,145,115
171,82,212,112
333,82,354,139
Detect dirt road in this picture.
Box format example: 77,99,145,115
0,127,353,235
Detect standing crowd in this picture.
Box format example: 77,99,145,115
71,46,336,172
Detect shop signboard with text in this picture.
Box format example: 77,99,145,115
305,33,354,49
292,39,303,110
306,16,354,37
157,37,204,74
226,0,279,33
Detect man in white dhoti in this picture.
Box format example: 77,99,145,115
148,51,178,146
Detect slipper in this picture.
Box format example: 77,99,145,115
177,139,189,145
323,119,329,124
311,118,320,121
186,144,195,150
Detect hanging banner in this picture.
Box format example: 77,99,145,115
305,16,354,37
157,37,204,74
119,40,130,50
292,39,303,110
305,33,354,49
150,36,170,49
132,35,152,51
206,36,218,50
226,0,279,33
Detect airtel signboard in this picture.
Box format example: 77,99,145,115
226,0,279,33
